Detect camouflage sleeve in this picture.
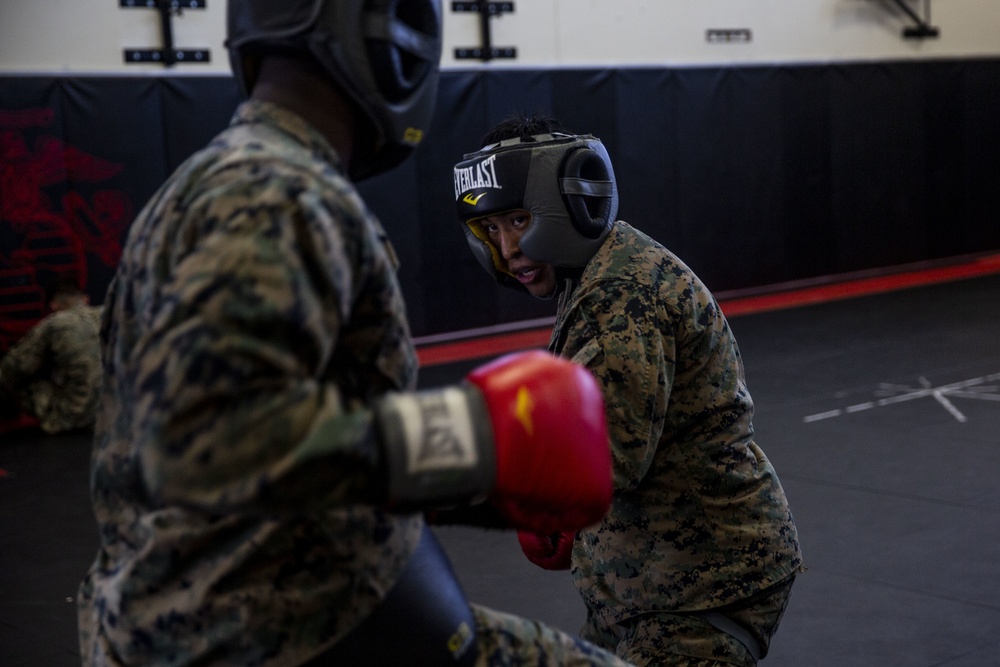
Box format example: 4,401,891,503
133,188,388,516
564,281,670,492
0,315,52,394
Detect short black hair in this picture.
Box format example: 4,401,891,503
44,275,84,304
480,112,571,147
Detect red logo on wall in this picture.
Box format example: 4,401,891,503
0,107,133,351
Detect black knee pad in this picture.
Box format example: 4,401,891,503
320,525,478,666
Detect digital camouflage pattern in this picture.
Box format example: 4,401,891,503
0,302,102,433
78,100,633,667
77,100,425,666
472,605,632,666
579,578,794,667
551,221,803,664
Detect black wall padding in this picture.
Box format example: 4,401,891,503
2,59,999,341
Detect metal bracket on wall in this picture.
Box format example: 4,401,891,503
121,0,210,66
706,29,752,44
883,0,939,39
452,1,517,62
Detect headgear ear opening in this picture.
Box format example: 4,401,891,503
559,146,617,240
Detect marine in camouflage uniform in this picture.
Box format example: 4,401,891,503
0,300,102,434
554,221,803,666
454,120,803,666
77,99,632,667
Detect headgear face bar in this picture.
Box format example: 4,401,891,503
454,133,619,286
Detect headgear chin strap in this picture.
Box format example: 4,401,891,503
454,133,618,287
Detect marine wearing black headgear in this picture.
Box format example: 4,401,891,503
227,0,442,180
454,132,619,291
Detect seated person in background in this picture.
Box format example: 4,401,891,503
453,113,804,667
0,276,102,435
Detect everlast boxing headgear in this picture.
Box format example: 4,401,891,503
454,133,618,288
227,0,442,180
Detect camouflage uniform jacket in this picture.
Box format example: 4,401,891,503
78,101,424,666
0,302,102,433
551,221,803,629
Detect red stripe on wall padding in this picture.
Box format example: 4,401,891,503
718,253,1000,317
416,253,1000,367
417,328,553,367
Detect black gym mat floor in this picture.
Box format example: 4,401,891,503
3,273,999,666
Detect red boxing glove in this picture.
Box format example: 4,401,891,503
517,530,575,570
466,351,612,533
376,350,612,534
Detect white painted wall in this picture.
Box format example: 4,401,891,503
0,0,998,75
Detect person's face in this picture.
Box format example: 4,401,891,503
477,210,557,298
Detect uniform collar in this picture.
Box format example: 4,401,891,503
231,100,346,173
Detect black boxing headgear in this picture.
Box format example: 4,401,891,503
454,133,618,286
227,0,442,181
